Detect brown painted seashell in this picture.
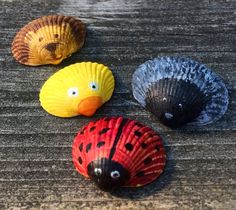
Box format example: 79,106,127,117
11,15,86,66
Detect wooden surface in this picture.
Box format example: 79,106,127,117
0,0,236,209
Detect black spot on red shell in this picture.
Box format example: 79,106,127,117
90,126,96,132
141,142,147,149
144,157,152,165
97,141,105,148
134,130,142,137
125,143,133,151
78,157,83,164
79,143,83,152
134,122,143,127
155,145,160,152
136,171,145,177
149,134,154,138
99,128,110,135
86,143,92,153
80,127,86,135
80,130,84,135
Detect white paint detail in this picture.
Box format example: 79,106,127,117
110,170,120,179
165,112,173,119
89,81,99,91
68,87,79,97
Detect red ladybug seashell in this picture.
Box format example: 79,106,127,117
72,117,166,191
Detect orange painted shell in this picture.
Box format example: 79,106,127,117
11,15,86,66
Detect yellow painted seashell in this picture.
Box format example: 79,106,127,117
39,62,115,117
12,15,86,66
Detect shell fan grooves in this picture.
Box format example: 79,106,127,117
132,57,229,128
72,117,166,191
12,15,86,66
39,62,115,118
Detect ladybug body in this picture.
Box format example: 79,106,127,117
72,117,166,191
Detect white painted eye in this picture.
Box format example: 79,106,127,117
110,170,120,179
94,168,102,176
68,87,79,97
89,82,99,91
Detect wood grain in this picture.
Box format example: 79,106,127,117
0,0,235,209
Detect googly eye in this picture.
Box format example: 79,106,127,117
110,170,120,179
163,97,167,102
89,82,99,91
94,168,102,176
68,87,79,97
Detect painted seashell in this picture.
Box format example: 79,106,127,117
39,62,115,117
12,15,86,66
132,57,229,127
72,117,166,191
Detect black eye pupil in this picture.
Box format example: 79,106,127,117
72,91,76,95
92,85,96,89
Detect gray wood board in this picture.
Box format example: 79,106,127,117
0,0,235,209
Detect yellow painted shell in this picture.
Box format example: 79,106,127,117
12,15,86,66
39,62,115,117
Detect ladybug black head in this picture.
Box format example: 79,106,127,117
87,158,130,191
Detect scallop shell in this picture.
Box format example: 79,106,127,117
72,117,166,191
12,15,86,66
39,62,115,117
132,57,229,127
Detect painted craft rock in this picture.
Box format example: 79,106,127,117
39,62,115,117
72,117,166,191
132,57,229,128
12,15,86,66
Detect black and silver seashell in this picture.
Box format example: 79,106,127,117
132,57,229,128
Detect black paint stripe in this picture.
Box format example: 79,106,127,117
109,118,128,160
